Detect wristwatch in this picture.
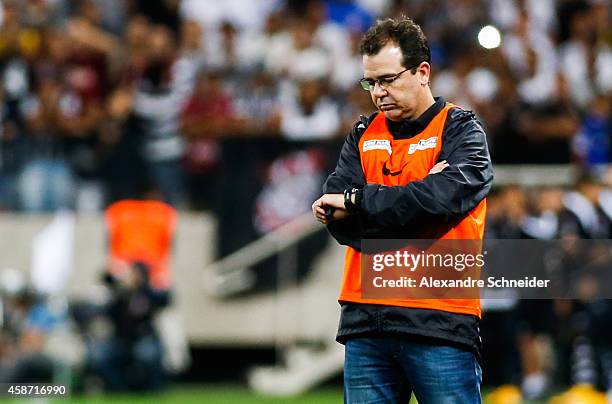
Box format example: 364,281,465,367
343,188,362,214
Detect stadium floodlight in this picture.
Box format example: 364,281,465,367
478,25,502,50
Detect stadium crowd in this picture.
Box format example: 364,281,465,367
0,0,609,212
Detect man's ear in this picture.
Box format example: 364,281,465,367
418,62,431,86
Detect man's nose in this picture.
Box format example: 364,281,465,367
372,82,388,98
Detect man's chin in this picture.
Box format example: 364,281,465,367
382,109,404,121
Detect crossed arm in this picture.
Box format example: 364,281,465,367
312,160,449,225
311,108,493,239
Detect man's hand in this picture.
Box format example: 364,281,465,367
313,161,447,225
429,160,448,174
312,194,350,225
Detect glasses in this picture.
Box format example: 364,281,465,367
359,63,420,91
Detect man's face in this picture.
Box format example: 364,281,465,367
362,43,428,121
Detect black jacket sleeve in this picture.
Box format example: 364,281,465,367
322,116,370,193
359,108,493,228
322,114,373,249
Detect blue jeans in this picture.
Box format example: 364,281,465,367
148,159,186,207
17,159,74,212
344,337,482,404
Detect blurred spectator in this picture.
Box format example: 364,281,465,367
278,46,340,141
432,45,500,112
503,7,557,106
514,73,580,164
179,0,280,72
105,197,177,291
79,262,169,391
573,94,612,168
491,0,556,35
485,184,528,239
0,269,71,385
325,0,374,32
330,28,365,91
232,70,281,137
15,28,77,212
180,69,236,209
266,17,332,80
232,9,286,73
0,87,21,210
559,173,609,239
130,24,197,206
279,75,341,141
305,1,352,82
215,21,240,73
558,1,612,109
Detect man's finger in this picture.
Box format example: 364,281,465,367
312,199,323,216
429,161,449,174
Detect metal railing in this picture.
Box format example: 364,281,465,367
202,212,322,297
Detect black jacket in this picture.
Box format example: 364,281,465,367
323,97,493,356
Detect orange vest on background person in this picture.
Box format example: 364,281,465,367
340,103,487,317
105,199,177,290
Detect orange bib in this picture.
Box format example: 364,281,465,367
105,199,177,290
340,104,486,317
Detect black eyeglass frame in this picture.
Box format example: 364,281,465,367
359,62,422,91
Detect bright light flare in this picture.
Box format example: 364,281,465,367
478,25,502,50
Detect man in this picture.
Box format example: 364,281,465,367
312,17,493,403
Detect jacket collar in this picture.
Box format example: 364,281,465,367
386,97,446,139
